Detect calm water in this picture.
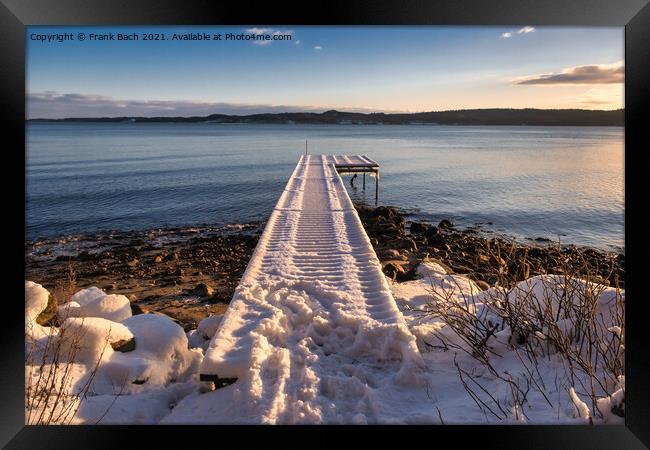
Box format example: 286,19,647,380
26,123,624,251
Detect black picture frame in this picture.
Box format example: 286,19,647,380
3,0,648,447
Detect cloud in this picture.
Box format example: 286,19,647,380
579,99,612,105
514,62,624,85
500,26,534,39
243,27,294,45
26,91,396,119
245,27,273,34
313,45,322,50
517,26,535,34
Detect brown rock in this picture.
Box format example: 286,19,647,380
192,283,214,297
35,294,59,327
383,262,405,279
111,337,136,352
399,238,418,251
409,222,428,233
130,302,146,315
383,249,401,258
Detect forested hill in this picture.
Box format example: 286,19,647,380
30,108,624,126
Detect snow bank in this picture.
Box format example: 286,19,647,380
478,274,622,322
72,382,198,424
57,301,81,321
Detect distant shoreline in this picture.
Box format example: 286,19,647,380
27,108,624,127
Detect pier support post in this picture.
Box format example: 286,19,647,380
375,170,379,204
363,173,366,190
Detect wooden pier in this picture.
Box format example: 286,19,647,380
199,155,418,384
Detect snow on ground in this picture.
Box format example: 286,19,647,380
25,261,624,424
25,283,204,424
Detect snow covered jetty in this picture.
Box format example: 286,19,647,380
199,155,423,386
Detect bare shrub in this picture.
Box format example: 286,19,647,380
418,241,624,422
25,318,112,424
26,272,127,425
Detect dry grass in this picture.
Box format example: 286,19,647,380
417,239,624,422
25,319,111,424
26,264,124,425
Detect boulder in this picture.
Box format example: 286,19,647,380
398,238,418,252
25,281,50,323
111,337,136,352
63,291,132,323
191,283,214,297
426,232,446,247
438,219,453,229
383,262,405,280
130,302,146,316
395,265,418,282
369,206,396,219
383,249,401,258
409,222,428,233
71,287,106,306
196,314,223,340
36,293,59,327
59,317,134,363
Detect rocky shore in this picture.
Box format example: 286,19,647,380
25,205,624,330
25,225,260,330
355,204,624,291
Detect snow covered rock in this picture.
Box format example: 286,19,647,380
61,289,132,323
25,281,49,322
186,329,206,351
57,301,81,322
122,314,189,358
197,314,223,340
108,314,203,386
187,314,223,352
71,286,107,306
25,281,52,342
58,317,134,364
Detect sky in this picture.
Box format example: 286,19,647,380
26,26,624,118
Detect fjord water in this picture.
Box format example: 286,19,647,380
26,123,624,250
